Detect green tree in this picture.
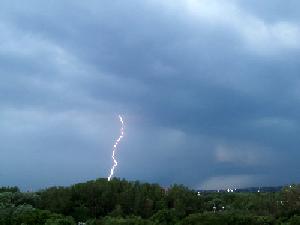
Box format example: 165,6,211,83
150,209,179,225
45,214,76,225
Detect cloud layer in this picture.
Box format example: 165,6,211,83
0,0,300,190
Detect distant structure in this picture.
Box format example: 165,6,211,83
213,203,216,213
161,187,169,195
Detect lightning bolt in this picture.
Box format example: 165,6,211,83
108,115,124,181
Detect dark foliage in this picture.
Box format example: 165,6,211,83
1,179,300,224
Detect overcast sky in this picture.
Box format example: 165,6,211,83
1,0,300,190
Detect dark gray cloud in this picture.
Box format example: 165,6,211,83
0,0,300,190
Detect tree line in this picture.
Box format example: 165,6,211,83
1,178,300,224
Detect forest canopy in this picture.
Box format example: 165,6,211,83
1,178,300,225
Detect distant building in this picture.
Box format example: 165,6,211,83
161,187,169,194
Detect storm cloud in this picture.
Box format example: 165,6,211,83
0,0,300,190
